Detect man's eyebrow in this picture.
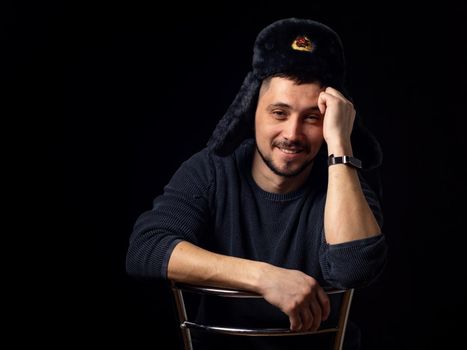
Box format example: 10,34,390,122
267,102,291,109
267,103,321,113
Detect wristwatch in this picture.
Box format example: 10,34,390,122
328,154,362,169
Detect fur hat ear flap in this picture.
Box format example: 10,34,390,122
207,72,260,156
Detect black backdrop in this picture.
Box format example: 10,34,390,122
8,2,466,349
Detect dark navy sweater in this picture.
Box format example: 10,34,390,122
126,139,387,349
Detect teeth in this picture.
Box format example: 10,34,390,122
280,148,301,154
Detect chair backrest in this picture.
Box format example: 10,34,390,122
171,282,354,350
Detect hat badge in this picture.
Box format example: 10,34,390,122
291,35,313,52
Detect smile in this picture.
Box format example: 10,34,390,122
278,147,303,154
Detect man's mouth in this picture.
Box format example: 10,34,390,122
274,140,307,155
278,147,303,154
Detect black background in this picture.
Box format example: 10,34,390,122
7,1,466,349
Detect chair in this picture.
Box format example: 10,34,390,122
171,282,354,350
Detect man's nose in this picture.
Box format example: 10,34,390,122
283,118,302,140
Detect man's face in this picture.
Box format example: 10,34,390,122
254,77,325,178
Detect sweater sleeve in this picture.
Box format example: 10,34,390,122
126,149,213,279
319,173,388,289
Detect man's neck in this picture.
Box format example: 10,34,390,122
251,151,313,194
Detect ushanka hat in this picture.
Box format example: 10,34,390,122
207,18,382,170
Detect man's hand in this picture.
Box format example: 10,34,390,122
318,87,355,151
258,265,330,332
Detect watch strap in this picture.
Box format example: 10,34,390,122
328,154,362,169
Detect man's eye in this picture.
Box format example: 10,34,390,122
272,111,287,119
305,115,320,122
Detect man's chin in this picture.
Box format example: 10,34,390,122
256,145,314,178
270,160,313,178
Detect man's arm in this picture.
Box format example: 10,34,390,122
168,241,330,332
319,87,382,244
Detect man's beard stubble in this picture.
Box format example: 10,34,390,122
255,140,316,178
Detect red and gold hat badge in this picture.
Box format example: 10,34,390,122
291,35,313,52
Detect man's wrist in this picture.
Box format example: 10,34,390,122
328,154,362,169
326,140,352,156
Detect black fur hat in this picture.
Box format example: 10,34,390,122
207,18,382,170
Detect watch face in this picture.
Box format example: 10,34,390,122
328,155,362,169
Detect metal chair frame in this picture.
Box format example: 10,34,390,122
171,282,354,350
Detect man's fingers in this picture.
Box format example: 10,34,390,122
317,288,331,321
289,311,302,331
317,91,328,116
318,90,343,115
309,299,322,331
324,86,346,99
299,308,313,331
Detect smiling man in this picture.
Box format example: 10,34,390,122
253,76,325,193
127,18,387,350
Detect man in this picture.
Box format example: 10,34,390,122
127,18,387,349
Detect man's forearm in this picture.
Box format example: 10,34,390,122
324,145,381,244
167,240,267,292
168,240,332,331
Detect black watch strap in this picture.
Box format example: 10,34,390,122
328,154,362,169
